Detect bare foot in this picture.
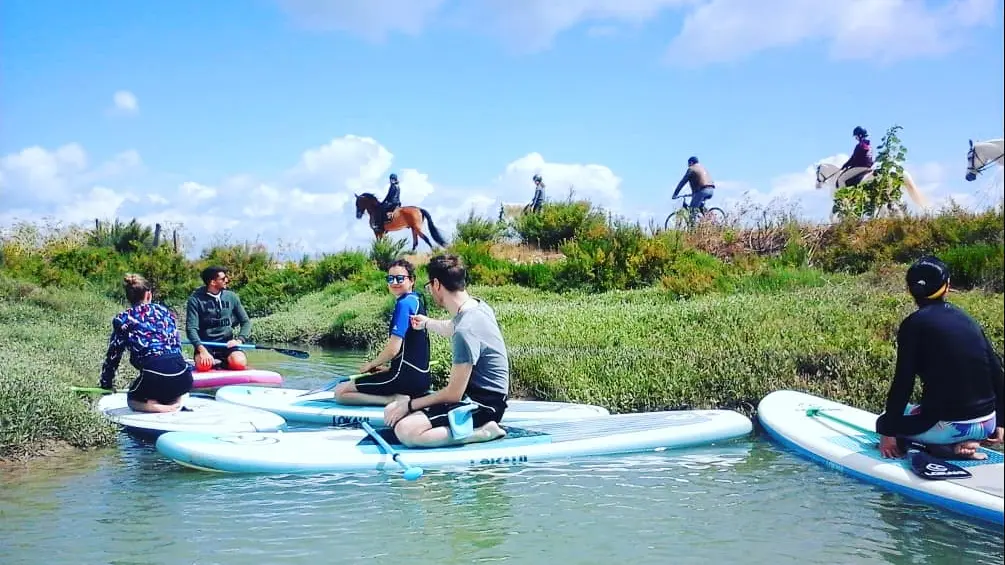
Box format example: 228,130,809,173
952,441,987,460
463,421,507,444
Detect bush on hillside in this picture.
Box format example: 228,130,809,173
454,210,508,244
511,201,606,250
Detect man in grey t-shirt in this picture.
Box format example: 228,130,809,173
383,254,510,448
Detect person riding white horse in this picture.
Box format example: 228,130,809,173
965,138,1004,182
815,163,929,210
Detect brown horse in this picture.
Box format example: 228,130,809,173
354,192,448,251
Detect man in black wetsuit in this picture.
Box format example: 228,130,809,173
876,255,1004,460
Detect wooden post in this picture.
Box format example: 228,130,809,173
95,218,100,232
153,223,162,248
172,230,178,253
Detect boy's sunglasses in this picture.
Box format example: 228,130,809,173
386,274,410,284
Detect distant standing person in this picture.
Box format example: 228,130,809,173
529,174,545,213
672,156,715,221
185,266,252,372
99,273,193,413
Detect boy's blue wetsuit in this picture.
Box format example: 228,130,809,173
354,291,431,397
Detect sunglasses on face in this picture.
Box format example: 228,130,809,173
386,274,410,284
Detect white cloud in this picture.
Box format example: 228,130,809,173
664,0,999,66
275,0,996,63
0,135,634,258
180,181,217,201
448,0,693,53
112,90,139,115
495,152,623,209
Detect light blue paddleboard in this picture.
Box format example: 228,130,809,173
758,390,1003,526
155,409,753,474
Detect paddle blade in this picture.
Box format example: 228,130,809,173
403,466,424,481
909,451,972,480
271,347,310,359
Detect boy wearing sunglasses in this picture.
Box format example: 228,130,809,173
333,259,431,405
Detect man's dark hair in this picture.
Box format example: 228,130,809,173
200,265,228,286
426,254,466,292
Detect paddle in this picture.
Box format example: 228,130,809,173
71,386,115,395
183,340,310,359
805,407,972,480
361,421,423,481
295,373,369,398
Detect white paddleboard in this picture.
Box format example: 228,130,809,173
155,409,753,474
214,385,611,426
96,393,287,435
757,390,1003,526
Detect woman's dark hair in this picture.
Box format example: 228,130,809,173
426,254,466,292
123,273,151,305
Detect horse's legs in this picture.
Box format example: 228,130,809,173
410,228,419,252
417,230,433,250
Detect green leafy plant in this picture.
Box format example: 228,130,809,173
833,125,908,220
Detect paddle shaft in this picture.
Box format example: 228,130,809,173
806,407,974,478
71,386,115,395
808,409,878,438
183,340,309,359
361,421,423,480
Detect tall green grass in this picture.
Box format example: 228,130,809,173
251,270,1004,416
0,277,120,460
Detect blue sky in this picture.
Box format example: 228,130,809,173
2,0,1003,256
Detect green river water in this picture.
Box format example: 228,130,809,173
1,347,1002,565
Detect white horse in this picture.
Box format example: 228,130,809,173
815,162,929,209
965,138,1004,182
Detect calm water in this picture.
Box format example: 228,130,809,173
2,346,1002,565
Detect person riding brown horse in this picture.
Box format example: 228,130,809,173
354,192,448,252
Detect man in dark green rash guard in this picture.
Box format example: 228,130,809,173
185,265,252,372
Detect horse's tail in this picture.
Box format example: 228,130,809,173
902,170,930,209
419,208,448,247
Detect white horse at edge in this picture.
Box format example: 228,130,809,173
965,138,1004,182
815,162,929,210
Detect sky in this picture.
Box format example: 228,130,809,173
2,0,1004,258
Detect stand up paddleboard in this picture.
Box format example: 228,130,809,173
214,385,611,426
155,409,753,474
97,393,287,437
758,390,1003,526
191,368,283,390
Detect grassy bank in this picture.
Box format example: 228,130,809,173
252,268,1004,416
2,201,1003,461
0,276,119,461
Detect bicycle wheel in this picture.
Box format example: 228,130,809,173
702,207,726,225
668,209,693,231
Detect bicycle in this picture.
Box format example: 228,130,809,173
664,193,726,231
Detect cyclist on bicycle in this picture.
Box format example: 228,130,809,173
672,156,715,222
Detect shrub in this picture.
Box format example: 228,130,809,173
454,210,507,244
511,201,606,250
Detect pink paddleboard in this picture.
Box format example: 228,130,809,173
191,368,283,389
